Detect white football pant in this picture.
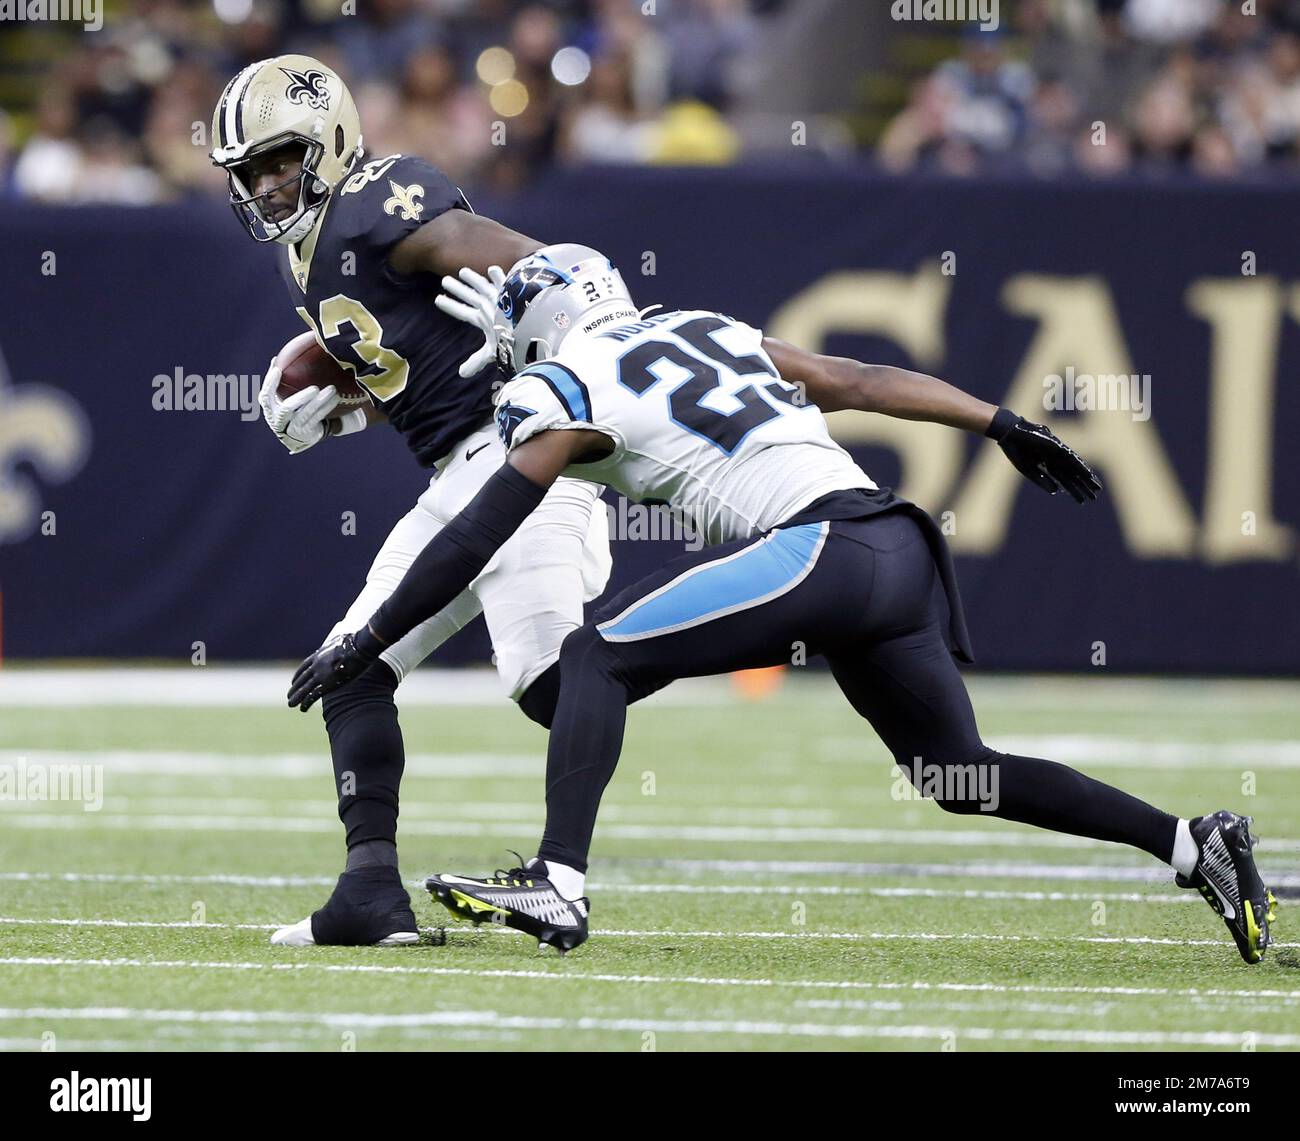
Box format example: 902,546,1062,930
323,418,611,700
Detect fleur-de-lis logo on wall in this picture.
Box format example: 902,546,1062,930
280,67,331,111
383,180,425,222
0,344,90,544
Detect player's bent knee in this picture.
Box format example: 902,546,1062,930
558,623,628,686
517,662,561,729
896,744,1003,816
321,660,399,725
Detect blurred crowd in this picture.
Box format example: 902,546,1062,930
4,0,1300,205
0,0,775,203
882,0,1300,178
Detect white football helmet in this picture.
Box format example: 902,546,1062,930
495,245,637,371
209,54,362,245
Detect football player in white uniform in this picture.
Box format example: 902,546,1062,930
288,246,1275,965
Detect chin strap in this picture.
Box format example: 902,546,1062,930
270,205,321,245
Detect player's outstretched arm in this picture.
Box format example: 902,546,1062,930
762,336,1101,503
388,210,542,280
286,428,611,711
762,336,997,429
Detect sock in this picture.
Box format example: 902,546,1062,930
1170,818,1200,878
346,839,399,871
531,856,585,901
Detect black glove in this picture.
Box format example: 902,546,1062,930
986,408,1102,504
287,630,380,712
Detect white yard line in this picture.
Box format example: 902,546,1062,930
0,917,281,931
0,669,730,707
75,797,836,827
0,915,1291,950
0,1005,1294,1047
817,735,1300,769
10,811,1300,854
7,739,1300,775
5,956,1298,1001
976,736,1300,769
0,750,541,778
0,871,339,887
620,857,1300,885
0,871,1211,903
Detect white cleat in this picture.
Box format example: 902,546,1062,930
269,916,419,947
270,917,316,946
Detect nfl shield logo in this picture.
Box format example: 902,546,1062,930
553,311,571,329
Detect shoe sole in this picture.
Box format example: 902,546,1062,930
1224,815,1275,963
1240,890,1279,964
427,879,587,954
270,923,420,947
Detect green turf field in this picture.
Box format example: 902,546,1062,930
2,671,1298,1052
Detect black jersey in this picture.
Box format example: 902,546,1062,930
276,153,497,467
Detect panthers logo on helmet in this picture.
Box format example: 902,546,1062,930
498,264,567,324
280,67,331,110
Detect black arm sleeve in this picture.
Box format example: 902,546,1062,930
359,464,549,653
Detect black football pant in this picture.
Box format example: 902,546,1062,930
537,510,1180,872
319,654,562,851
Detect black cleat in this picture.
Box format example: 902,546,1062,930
271,866,419,947
426,859,589,954
1176,811,1277,964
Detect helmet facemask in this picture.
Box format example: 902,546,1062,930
496,325,560,374
220,135,329,245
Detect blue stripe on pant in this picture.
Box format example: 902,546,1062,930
542,511,1181,878
596,522,829,642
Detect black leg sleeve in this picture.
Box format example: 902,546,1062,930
537,626,633,872
829,602,1178,864
321,660,406,849
518,661,563,730
927,747,1178,863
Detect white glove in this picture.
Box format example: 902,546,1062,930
258,359,341,455
434,265,507,377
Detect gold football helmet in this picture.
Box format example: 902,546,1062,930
210,54,362,244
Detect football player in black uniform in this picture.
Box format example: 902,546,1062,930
210,55,613,946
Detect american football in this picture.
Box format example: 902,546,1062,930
275,330,370,407
3,0,1297,1111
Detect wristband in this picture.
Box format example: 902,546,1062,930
329,407,368,438
985,407,1020,442
353,625,386,660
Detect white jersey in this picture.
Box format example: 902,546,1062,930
494,310,876,546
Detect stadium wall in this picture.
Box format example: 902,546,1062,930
2,167,1297,673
